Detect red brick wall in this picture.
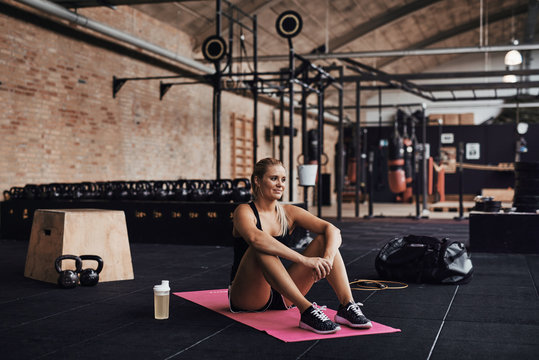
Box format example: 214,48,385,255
0,1,336,202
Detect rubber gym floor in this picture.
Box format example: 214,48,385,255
1,218,538,360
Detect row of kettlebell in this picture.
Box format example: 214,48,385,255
4,178,251,202
55,255,103,289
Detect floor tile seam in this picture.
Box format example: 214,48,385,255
0,263,232,332
0,289,58,305
426,285,459,360
344,249,378,266
449,302,539,309
295,340,320,360
428,335,539,347
364,300,461,306
440,317,539,327
162,323,235,360
34,321,137,359
525,256,539,300
134,258,231,272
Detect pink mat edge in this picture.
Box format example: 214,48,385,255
173,289,401,343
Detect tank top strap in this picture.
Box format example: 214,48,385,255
248,202,263,231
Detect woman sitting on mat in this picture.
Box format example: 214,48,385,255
229,157,372,334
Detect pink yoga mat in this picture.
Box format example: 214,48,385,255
174,289,400,342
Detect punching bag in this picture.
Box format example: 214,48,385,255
307,129,319,163
401,137,414,202
387,124,406,194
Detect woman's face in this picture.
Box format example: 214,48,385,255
257,165,286,200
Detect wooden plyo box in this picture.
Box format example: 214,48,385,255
24,209,134,284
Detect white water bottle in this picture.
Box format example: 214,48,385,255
153,280,170,320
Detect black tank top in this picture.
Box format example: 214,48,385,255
229,202,290,283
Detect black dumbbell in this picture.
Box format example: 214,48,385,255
55,255,82,289
79,255,104,286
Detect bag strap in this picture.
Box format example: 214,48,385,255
441,240,468,264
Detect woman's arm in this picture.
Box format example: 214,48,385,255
233,204,332,278
284,204,342,265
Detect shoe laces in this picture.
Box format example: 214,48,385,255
310,303,330,321
346,301,364,316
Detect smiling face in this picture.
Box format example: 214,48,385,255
255,164,286,201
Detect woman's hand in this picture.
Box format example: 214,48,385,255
302,256,332,281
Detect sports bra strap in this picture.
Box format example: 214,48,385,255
248,202,263,231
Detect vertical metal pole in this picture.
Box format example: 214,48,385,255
378,87,382,144
252,15,258,165
215,0,222,179
414,138,421,218
288,40,295,202
215,81,222,180
301,67,308,208
355,81,361,218
421,106,428,214
337,67,344,221
226,6,233,76
216,0,221,34
367,151,374,218
317,82,324,218
279,91,284,162
455,142,465,220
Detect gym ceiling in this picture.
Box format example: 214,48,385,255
42,0,539,115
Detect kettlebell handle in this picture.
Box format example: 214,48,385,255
55,255,82,274
79,255,104,274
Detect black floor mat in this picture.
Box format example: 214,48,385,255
1,218,538,359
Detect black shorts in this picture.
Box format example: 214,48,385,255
228,287,291,313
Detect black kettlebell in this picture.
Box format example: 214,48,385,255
212,179,233,202
232,178,252,203
79,255,104,286
55,255,82,289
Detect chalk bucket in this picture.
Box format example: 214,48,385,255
298,164,318,186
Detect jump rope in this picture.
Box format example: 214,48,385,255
349,279,408,291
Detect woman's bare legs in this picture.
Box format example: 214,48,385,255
230,235,354,313
285,234,354,307
229,247,312,313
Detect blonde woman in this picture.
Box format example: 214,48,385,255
229,158,371,334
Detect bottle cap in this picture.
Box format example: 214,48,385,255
153,280,170,295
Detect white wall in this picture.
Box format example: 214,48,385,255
364,50,539,125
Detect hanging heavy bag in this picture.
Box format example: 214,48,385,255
387,125,406,194
375,235,473,285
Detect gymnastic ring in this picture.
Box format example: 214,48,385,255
275,10,303,39
320,153,328,166
202,35,227,62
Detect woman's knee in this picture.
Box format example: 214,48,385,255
301,234,326,256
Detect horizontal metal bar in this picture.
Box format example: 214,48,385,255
325,103,424,110
115,75,191,81
160,81,208,86
225,71,285,77
344,69,539,81
250,43,539,62
417,81,539,91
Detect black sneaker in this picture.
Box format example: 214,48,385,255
334,301,372,329
299,304,341,334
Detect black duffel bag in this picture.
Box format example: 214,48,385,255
375,235,473,284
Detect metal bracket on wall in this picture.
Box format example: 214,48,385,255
159,80,209,100
112,74,186,98
112,76,127,98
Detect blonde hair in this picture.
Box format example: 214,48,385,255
251,158,288,236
